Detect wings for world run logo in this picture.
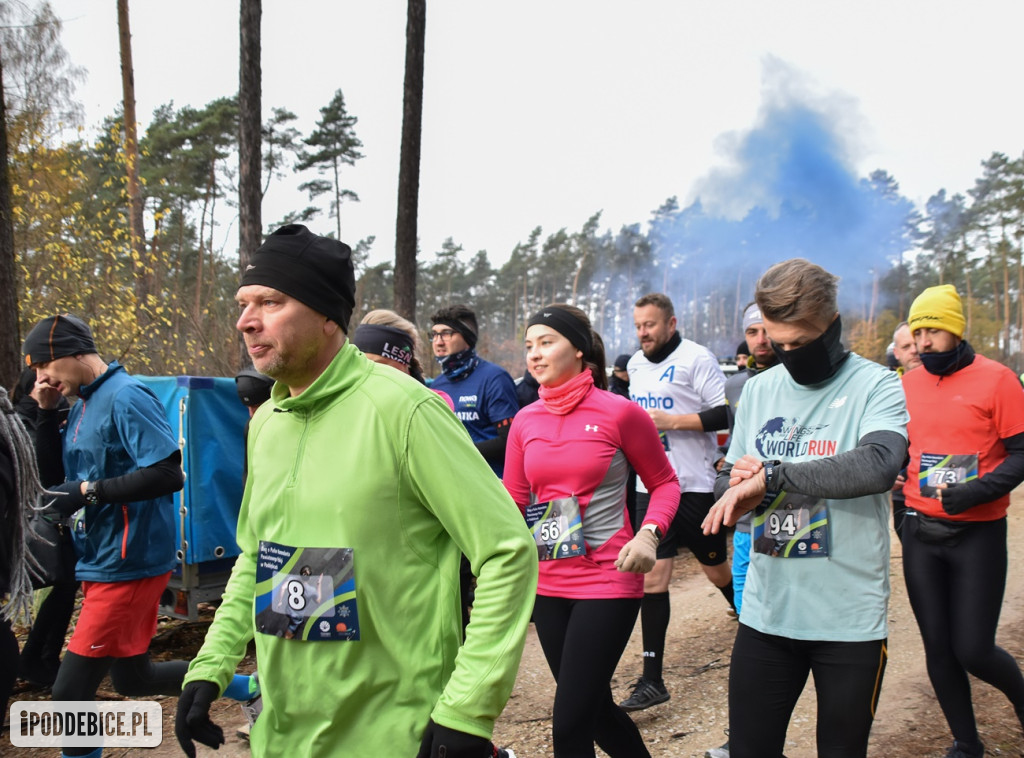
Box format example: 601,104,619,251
754,417,836,458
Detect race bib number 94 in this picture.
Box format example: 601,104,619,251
752,491,830,558
255,541,359,641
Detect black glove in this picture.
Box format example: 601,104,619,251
415,719,492,758
175,680,225,758
940,482,982,516
44,481,88,516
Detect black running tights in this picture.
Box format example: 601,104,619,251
52,650,188,756
903,516,1024,746
1,617,18,717
532,595,647,758
728,623,887,758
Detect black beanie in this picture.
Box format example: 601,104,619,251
240,224,356,332
23,314,97,367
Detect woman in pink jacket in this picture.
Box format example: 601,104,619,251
504,304,679,758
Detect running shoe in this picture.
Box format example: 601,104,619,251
944,741,984,758
705,741,730,758
240,671,262,729
618,677,670,711
494,749,516,758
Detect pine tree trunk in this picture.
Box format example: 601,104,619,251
393,0,425,321
238,0,262,368
238,0,262,268
0,51,22,389
117,0,148,313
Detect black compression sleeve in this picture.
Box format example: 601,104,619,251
943,431,1024,509
697,404,729,432
713,431,906,501
474,417,512,463
93,451,184,504
714,461,734,500
774,430,907,498
34,409,65,487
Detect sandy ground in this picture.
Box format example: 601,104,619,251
7,496,1024,757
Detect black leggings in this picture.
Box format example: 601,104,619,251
1,616,18,717
52,650,188,756
903,516,1024,745
20,579,79,669
532,595,647,758
728,623,887,758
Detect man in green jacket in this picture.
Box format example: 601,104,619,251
175,225,537,758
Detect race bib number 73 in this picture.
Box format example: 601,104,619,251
919,453,978,498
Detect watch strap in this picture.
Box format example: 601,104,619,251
640,522,662,541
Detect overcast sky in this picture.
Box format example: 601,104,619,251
46,0,1024,268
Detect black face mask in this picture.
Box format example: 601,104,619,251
772,315,849,386
919,339,974,376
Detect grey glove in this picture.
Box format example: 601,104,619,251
615,527,659,573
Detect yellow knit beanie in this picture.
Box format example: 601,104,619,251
908,284,965,338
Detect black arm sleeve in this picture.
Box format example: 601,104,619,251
714,461,734,500
34,408,65,487
775,430,906,498
697,404,729,432
93,450,184,504
474,417,512,464
713,430,907,501
944,431,1024,509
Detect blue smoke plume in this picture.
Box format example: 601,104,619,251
645,62,917,355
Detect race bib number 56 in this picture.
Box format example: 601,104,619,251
525,496,585,561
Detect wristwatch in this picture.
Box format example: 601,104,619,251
763,460,782,491
84,480,100,506
640,523,662,541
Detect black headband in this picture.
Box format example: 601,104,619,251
432,318,477,349
527,306,593,356
352,324,414,367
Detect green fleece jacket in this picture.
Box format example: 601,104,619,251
184,343,537,756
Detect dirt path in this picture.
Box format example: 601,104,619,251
494,495,1024,758
7,498,1024,757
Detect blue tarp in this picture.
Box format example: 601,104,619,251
137,376,248,565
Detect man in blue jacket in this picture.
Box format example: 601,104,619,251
24,313,186,758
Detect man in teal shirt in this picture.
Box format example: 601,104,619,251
703,258,908,758
175,225,537,758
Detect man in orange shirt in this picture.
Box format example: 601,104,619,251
901,284,1024,758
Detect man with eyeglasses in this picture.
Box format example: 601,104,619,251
429,306,521,638
429,305,519,478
